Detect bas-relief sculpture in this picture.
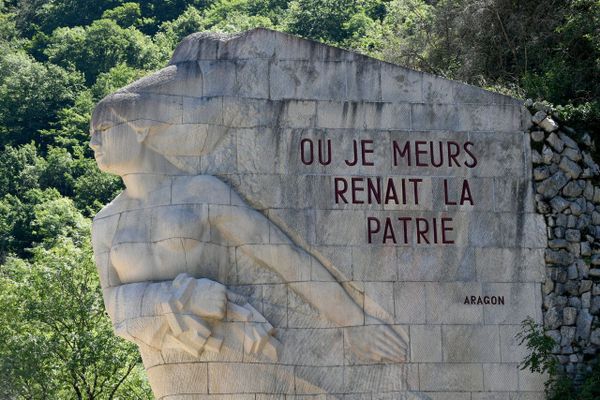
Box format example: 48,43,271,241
91,29,546,399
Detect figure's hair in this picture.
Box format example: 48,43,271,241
92,58,230,174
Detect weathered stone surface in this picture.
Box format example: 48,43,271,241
90,29,544,399
536,171,569,198
559,157,583,179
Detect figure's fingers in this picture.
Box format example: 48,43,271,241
382,327,407,350
375,343,405,363
374,334,403,357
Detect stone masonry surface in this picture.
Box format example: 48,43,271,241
90,29,548,399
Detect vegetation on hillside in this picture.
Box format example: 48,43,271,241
0,0,598,398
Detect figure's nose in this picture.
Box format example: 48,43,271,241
89,130,101,151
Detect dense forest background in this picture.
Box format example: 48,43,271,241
0,0,598,398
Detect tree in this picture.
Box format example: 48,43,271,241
0,49,83,147
0,236,152,399
44,18,163,84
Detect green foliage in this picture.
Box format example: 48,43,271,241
283,0,368,43
517,317,558,376
518,317,600,400
0,49,83,146
44,18,163,84
0,237,152,399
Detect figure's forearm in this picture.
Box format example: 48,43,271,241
238,244,364,327
102,281,171,349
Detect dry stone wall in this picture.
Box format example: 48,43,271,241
528,101,600,383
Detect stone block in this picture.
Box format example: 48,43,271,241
380,64,422,102
517,369,547,392
294,366,345,394
442,325,501,362
411,104,459,130
234,59,270,98
419,363,484,391
344,364,418,392
146,363,208,398
394,282,427,324
457,104,523,132
482,283,541,324
208,363,295,393
425,282,483,324
410,324,442,362
475,248,545,283
270,60,347,100
483,363,519,391
352,245,397,281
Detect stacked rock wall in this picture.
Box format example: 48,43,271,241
528,101,600,382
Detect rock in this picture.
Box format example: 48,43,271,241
532,110,547,125
581,242,592,257
537,171,569,198
582,292,591,308
531,149,543,164
531,130,545,142
562,181,584,197
545,307,562,330
537,200,551,214
542,145,554,164
568,264,579,279
583,152,600,175
591,329,600,345
594,187,600,204
563,147,582,162
545,249,574,265
524,98,534,107
565,280,579,295
584,182,594,200
547,132,565,151
575,309,593,341
543,279,555,295
580,280,593,294
565,229,581,242
569,297,582,308
593,284,600,295
533,166,551,181
559,156,582,179
570,199,584,216
554,227,565,239
577,259,590,277
567,215,578,228
549,196,570,212
561,326,576,345
558,131,579,150
591,255,600,266
540,116,560,133
591,296,600,315
548,239,568,249
576,214,591,230
581,133,593,147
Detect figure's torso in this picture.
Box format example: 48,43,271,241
92,175,238,286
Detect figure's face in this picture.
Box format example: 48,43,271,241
89,118,145,176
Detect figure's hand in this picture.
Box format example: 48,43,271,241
186,278,227,320
346,323,407,363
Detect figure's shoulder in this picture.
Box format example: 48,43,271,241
93,192,126,222
171,174,248,207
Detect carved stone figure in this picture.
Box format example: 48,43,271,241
91,30,416,399
91,29,544,399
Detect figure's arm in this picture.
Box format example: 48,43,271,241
210,204,364,327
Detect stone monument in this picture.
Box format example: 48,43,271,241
90,29,546,399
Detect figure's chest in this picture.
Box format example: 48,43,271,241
112,204,210,245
